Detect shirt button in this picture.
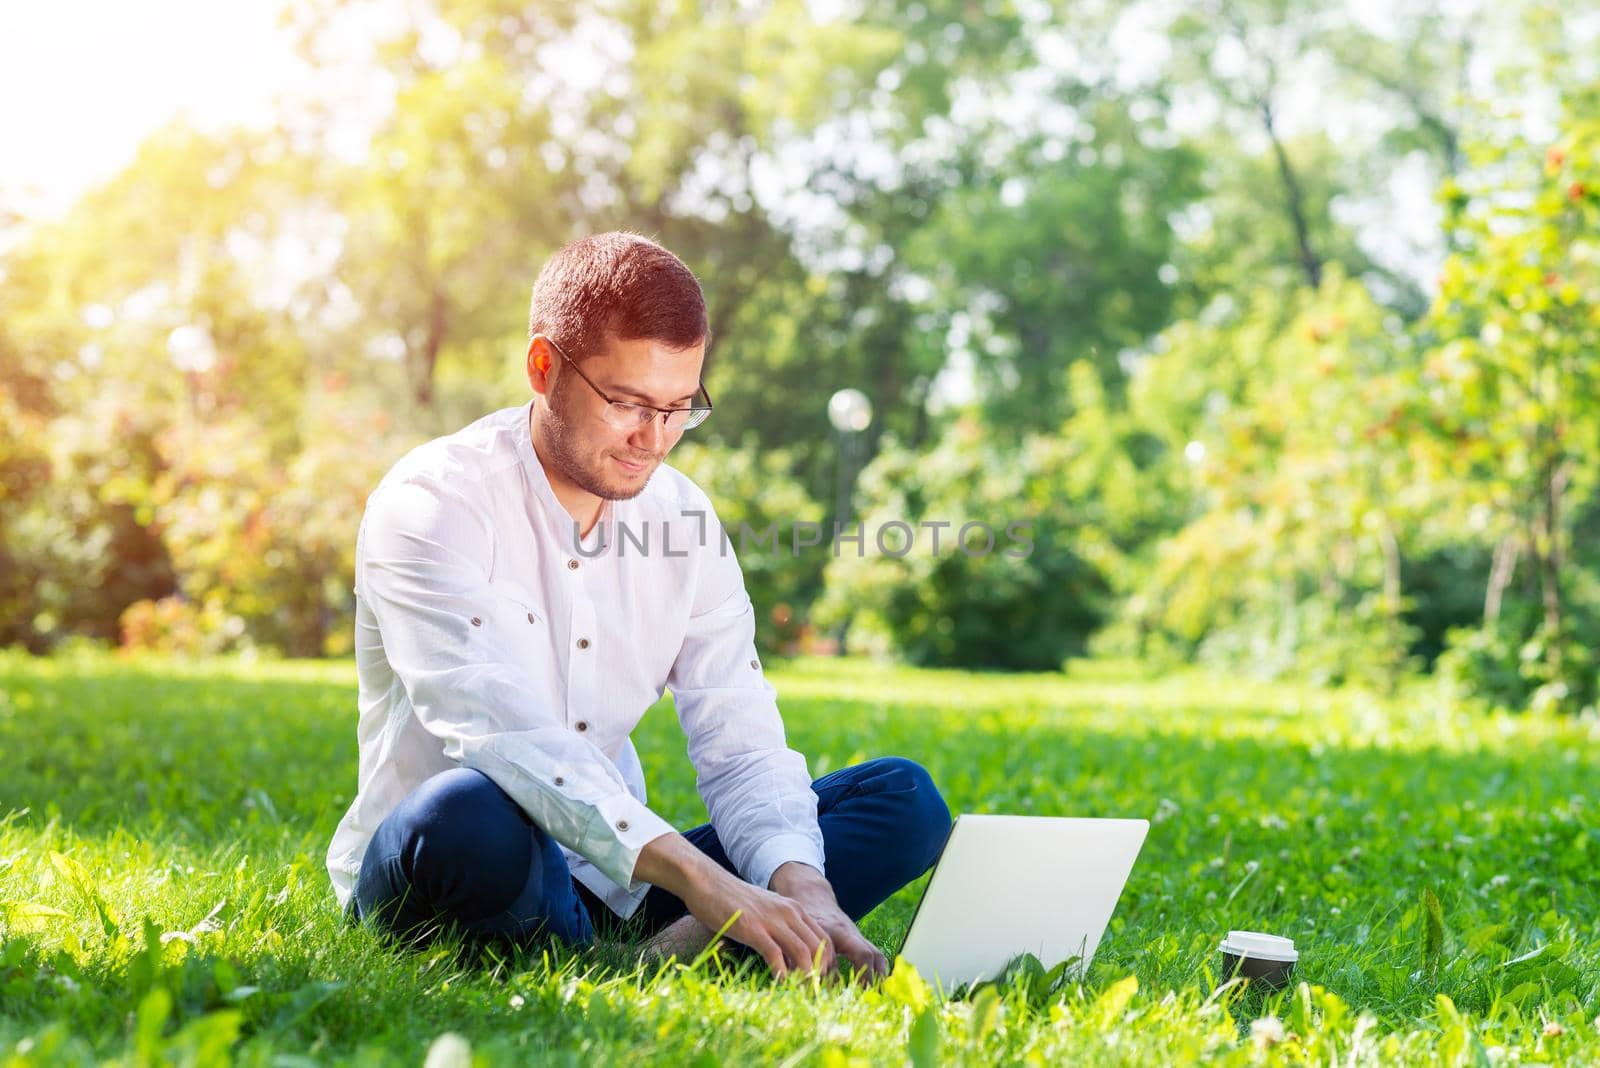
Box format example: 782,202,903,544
576,721,588,732
567,559,580,570
750,659,759,669
527,612,536,624
617,820,629,831
470,617,482,627
576,637,590,649
554,776,565,786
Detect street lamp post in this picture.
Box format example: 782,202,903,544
827,388,872,655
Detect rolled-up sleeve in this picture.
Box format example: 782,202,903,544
357,477,675,890
666,529,825,890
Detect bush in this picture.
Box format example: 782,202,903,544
666,439,825,656
119,594,247,656
1436,603,1600,715
816,418,1114,671
2,396,177,652
1100,273,1435,691
1399,545,1495,668
149,404,410,658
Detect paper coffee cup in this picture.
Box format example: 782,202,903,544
1218,930,1297,990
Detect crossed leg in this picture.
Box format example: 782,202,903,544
352,756,951,956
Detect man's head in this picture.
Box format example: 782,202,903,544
525,232,710,501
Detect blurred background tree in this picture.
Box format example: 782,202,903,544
2,0,1597,712
1422,82,1600,713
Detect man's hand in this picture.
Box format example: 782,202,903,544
769,861,889,984
634,834,836,979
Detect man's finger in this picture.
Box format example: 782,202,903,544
773,923,819,975
753,934,785,976
795,921,832,976
802,917,836,972
849,957,881,987
747,930,787,979
843,941,887,985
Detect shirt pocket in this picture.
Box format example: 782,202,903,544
490,577,546,631
487,580,550,679
486,575,550,658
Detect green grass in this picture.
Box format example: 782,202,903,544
1,651,1597,1065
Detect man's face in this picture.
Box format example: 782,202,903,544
537,335,706,501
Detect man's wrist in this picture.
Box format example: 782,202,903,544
636,832,727,902
768,860,832,901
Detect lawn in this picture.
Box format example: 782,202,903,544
1,651,1597,1065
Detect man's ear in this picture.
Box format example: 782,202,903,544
527,335,553,394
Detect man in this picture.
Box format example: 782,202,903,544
326,232,951,980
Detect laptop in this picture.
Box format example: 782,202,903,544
894,814,1149,991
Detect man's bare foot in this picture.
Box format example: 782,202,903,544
638,913,716,963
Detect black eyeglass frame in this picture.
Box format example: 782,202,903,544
545,336,714,431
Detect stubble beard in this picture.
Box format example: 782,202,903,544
539,379,658,501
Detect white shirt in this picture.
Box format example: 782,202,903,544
325,402,825,918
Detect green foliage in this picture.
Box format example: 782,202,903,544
1436,602,1600,716
137,399,413,658
0,125,339,655
1417,86,1600,712
1396,545,1498,667
903,96,1203,433
1159,0,1410,306
334,39,574,413
1105,272,1426,688
0,358,60,650
2,654,1599,1063
666,439,825,655
3,0,1600,721
817,417,1113,670
0,396,177,653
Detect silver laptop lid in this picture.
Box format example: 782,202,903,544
897,814,1149,991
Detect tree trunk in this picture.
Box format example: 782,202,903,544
1483,534,1520,625
1278,573,1299,663
1259,97,1323,290
1379,522,1401,608
1539,458,1571,644
413,287,448,409
1377,520,1405,692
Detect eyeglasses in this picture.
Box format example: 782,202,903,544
546,337,713,432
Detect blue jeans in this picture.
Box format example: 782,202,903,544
352,757,951,948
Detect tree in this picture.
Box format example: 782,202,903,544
1111,270,1427,686
0,310,57,649
903,96,1202,435
0,122,380,653
1164,0,1339,290
815,407,1120,670
1418,85,1600,706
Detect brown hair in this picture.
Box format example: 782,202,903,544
527,232,709,360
